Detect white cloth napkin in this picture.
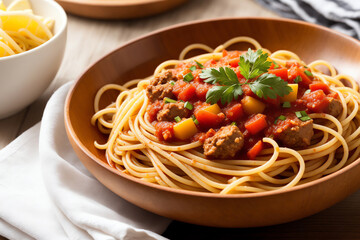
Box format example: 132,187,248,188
0,82,171,240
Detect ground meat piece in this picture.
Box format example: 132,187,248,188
203,125,244,159
146,70,175,102
326,97,343,117
150,69,174,85
277,118,314,148
146,83,174,102
157,102,190,121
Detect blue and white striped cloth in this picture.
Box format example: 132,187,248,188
257,0,360,39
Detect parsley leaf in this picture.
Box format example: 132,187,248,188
249,73,293,99
239,49,272,80
200,67,238,85
205,84,243,105
205,86,227,104
202,48,292,104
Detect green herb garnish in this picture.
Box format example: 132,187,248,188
295,111,302,118
200,67,243,104
164,97,176,103
189,66,196,71
274,115,286,124
300,116,311,121
278,115,286,120
183,72,194,82
300,110,307,116
184,101,193,110
231,122,237,126
273,61,279,69
294,76,302,83
295,111,311,121
304,70,313,77
169,80,175,86
195,60,204,69
174,116,181,122
282,102,291,108
238,48,272,80
200,49,292,104
192,115,199,125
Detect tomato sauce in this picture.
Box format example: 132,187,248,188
147,50,339,147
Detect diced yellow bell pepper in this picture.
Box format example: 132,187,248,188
281,84,298,102
241,96,265,115
173,118,198,140
203,104,221,114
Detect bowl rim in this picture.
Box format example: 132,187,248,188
65,16,360,199
56,0,185,7
0,0,68,62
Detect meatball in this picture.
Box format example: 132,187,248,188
277,118,314,148
157,102,190,121
326,97,343,117
203,125,244,159
150,69,173,85
146,83,174,102
146,70,175,102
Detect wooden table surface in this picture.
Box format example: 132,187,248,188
1,0,359,239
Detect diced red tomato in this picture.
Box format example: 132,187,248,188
328,91,339,99
147,100,164,122
263,96,280,107
242,84,256,97
192,128,217,143
195,83,212,101
309,82,330,94
172,80,187,97
154,122,175,141
173,79,197,101
244,114,268,135
203,59,217,68
298,71,312,86
286,61,301,68
302,90,329,113
288,65,312,86
219,50,241,67
195,109,224,128
247,140,263,159
268,68,288,81
222,50,228,57
229,59,239,67
224,103,244,121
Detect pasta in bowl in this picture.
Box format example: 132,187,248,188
0,0,66,118
65,18,360,227
91,36,360,194
0,0,54,57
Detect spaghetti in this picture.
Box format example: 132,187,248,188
0,0,54,57
91,36,360,194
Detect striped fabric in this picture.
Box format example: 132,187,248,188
257,0,360,39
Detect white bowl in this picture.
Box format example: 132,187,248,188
0,0,67,119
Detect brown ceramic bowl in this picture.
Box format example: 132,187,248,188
55,0,188,20
65,18,360,228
